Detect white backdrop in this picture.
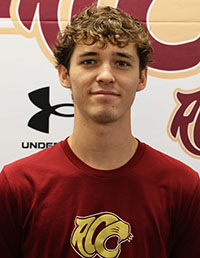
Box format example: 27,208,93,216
0,0,199,172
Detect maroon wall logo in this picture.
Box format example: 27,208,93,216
0,0,199,78
169,89,200,158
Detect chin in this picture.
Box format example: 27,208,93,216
91,111,119,124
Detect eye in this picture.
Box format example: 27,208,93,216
116,60,130,67
81,59,96,65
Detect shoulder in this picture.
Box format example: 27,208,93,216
140,143,200,226
142,142,198,173
1,139,67,184
140,142,199,191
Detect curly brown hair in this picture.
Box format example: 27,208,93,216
53,5,152,73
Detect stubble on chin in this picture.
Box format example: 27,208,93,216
90,109,120,124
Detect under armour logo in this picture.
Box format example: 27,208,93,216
28,87,74,133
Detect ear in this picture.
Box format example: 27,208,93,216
137,68,148,92
58,65,71,89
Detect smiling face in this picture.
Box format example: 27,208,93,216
58,42,147,125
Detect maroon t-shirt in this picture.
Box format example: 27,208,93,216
0,138,200,258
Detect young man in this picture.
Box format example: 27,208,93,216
0,5,200,258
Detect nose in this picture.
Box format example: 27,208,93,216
96,64,115,85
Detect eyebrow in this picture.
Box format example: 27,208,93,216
114,52,135,61
79,52,98,58
79,51,135,61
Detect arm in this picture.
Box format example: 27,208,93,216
0,169,22,258
170,172,200,258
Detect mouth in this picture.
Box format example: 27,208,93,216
91,90,120,97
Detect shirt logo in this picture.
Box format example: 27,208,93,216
168,88,200,158
71,212,133,258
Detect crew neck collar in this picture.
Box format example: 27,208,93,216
61,137,145,178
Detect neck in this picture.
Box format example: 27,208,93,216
67,114,138,170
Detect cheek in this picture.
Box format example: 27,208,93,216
70,71,89,87
69,78,86,103
71,74,94,95
125,80,139,94
124,82,139,104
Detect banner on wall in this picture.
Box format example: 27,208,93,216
0,0,199,171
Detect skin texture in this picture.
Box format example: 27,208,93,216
58,42,147,170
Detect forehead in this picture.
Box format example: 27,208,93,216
71,42,139,60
